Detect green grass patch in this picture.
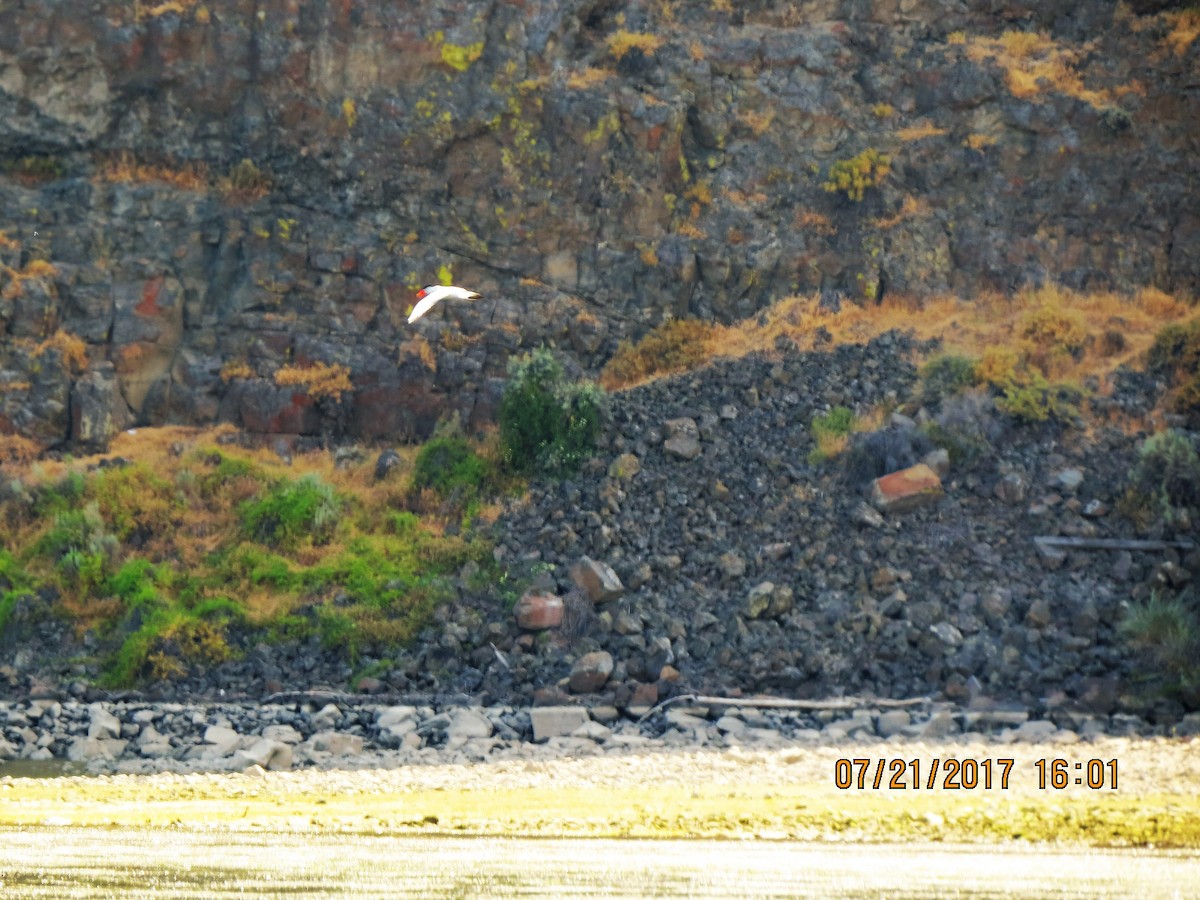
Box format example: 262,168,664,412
808,406,856,464
239,473,341,549
0,432,497,689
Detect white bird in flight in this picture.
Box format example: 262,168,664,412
407,284,480,324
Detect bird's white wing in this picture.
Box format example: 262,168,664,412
407,285,480,324
408,288,448,324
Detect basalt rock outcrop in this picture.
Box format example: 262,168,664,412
1,0,1197,450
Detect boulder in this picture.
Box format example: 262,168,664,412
663,417,702,460
570,557,624,604
67,737,127,763
203,724,243,756
568,651,614,693
446,709,494,741
870,463,943,513
530,706,590,742
513,590,565,630
233,738,293,771
305,731,364,755
87,704,121,740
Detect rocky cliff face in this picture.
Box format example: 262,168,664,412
1,0,1197,449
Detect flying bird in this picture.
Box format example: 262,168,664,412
407,285,480,324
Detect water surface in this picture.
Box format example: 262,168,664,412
1,829,1196,898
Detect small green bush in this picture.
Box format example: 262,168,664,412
240,474,341,549
1147,321,1200,423
90,463,184,542
808,406,855,464
32,470,85,518
995,377,1082,424
499,348,608,475
920,354,980,408
1130,429,1200,515
32,502,117,564
0,550,34,633
1120,590,1200,707
823,148,891,202
412,435,489,499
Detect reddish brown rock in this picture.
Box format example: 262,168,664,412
513,590,564,631
870,463,943,513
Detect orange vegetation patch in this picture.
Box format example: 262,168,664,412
94,151,208,191
607,285,1198,396
1,259,57,300
33,330,88,375
962,31,1125,109
273,362,354,402
895,122,947,142
1165,9,1200,57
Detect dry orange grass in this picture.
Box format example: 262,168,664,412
895,122,947,142
33,330,88,374
795,210,837,236
94,151,208,191
566,67,611,90
1165,9,1200,57
1,259,57,300
646,285,1200,396
874,195,929,230
965,31,1119,109
274,362,353,402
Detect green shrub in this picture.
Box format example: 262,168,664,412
32,470,85,518
920,354,980,408
0,549,34,633
240,474,341,549
412,435,489,499
89,463,183,542
1128,430,1200,521
7,155,65,184
499,348,608,475
1120,590,1200,707
995,377,1082,424
32,502,118,565
196,453,268,499
1147,321,1200,423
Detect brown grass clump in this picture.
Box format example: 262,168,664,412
874,195,929,230
94,151,208,191
1,259,57,300
274,362,353,402
219,159,272,202
1165,9,1200,57
566,67,611,90
684,284,1198,395
895,122,948,142
606,31,666,61
219,361,255,382
795,210,837,236
965,133,998,151
33,329,89,375
599,318,717,390
965,31,1117,109
0,434,41,465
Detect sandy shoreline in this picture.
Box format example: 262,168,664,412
4,736,1198,846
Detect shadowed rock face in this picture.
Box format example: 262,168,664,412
1,0,1197,449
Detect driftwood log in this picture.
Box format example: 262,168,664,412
1033,536,1195,552
637,693,932,723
